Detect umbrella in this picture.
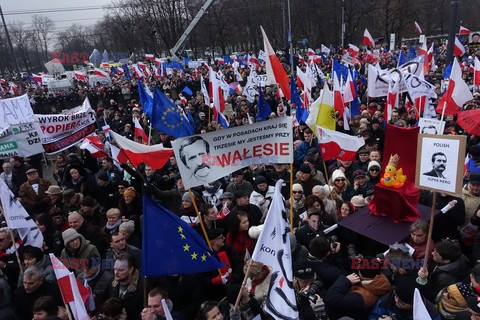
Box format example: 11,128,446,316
457,109,480,136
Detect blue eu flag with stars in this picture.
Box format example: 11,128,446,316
142,196,225,276
151,87,194,138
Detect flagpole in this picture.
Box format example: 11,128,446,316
289,163,294,232
8,229,23,274
234,262,252,308
440,100,447,121
147,124,152,145
422,192,437,270
188,189,223,278
64,305,73,320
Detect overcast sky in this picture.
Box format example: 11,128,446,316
2,0,111,32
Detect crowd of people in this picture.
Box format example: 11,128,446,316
0,34,480,320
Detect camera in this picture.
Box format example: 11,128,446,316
298,282,322,304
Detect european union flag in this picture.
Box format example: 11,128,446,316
182,86,193,96
442,63,452,79
123,64,132,81
151,87,194,138
223,55,233,64
171,61,184,70
142,196,224,276
290,75,308,124
397,51,407,67
257,87,272,122
332,60,349,81
407,45,417,61
138,78,153,117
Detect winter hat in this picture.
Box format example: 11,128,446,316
445,284,468,307
62,189,75,198
394,281,417,305
254,175,267,186
350,195,367,208
182,192,193,203
123,187,136,198
299,164,311,174
368,161,381,171
323,185,333,197
62,228,81,245
234,189,250,200
119,220,135,234
292,183,303,192
352,170,366,180
45,185,62,195
219,192,235,201
331,169,346,182
357,148,369,155
207,228,224,240
117,180,130,188
248,225,263,239
470,173,480,185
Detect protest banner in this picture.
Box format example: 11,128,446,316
0,123,43,158
0,94,35,132
33,98,96,154
172,117,293,189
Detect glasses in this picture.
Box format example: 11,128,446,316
335,178,345,182
293,191,303,194
369,168,380,172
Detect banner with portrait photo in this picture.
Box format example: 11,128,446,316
415,134,467,195
418,118,445,135
33,98,96,154
172,117,293,189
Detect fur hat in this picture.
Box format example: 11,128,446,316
62,228,81,245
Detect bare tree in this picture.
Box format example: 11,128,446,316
32,15,55,60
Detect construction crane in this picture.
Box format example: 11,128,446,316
170,0,216,61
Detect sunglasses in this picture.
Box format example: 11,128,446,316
335,178,345,182
293,191,303,194
296,268,312,275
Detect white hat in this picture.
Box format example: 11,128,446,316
292,183,303,192
331,169,346,182
368,161,381,171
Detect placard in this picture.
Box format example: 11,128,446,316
418,118,445,135
415,134,466,195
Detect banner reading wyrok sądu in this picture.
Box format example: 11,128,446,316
172,116,293,189
33,98,96,154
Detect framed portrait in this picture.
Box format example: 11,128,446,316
415,134,467,195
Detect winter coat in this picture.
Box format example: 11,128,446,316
249,186,275,214
14,280,63,320
60,235,100,275
108,268,143,320
17,255,55,287
77,269,114,312
462,184,480,224
105,244,142,270
18,178,52,215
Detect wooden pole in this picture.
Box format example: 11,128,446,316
8,229,23,274
188,189,223,277
289,163,294,232
147,124,153,145
234,261,252,308
423,191,437,269
64,304,73,320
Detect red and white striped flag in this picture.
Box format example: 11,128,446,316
454,37,466,56
347,44,360,57
32,74,43,84
74,71,87,82
414,21,422,34
116,66,125,75
133,65,144,78
49,254,90,320
80,135,107,158
474,56,480,86
138,61,147,69
385,79,399,121
307,48,315,56
133,117,148,143
459,26,470,35
93,68,109,78
363,28,375,47
145,54,154,61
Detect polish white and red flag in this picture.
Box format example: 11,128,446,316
414,21,422,34
32,74,43,84
145,54,154,61
138,61,147,69
459,26,471,35
49,254,91,320
454,37,466,56
74,71,87,82
80,134,107,158
307,48,315,56
343,71,356,104
316,126,365,161
133,65,145,78
474,56,480,86
93,68,109,78
110,130,173,170
333,72,345,116
261,26,291,100
347,44,360,57
116,66,125,75
363,28,375,47
385,79,399,121
436,57,473,115
144,66,152,78
133,117,148,143
154,58,162,66
418,41,428,56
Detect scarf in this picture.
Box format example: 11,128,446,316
72,175,85,186
106,219,122,231
0,241,22,259
293,196,305,211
